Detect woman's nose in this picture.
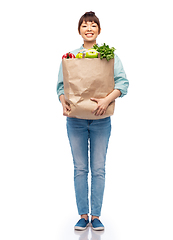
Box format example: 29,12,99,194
87,25,91,31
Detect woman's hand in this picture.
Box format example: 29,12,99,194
90,97,110,116
60,95,71,116
62,102,71,116
90,89,121,116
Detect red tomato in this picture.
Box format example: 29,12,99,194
69,53,75,58
62,52,75,59
62,53,68,59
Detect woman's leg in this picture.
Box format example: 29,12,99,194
66,117,89,216
89,117,111,217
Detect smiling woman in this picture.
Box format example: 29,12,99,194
80,22,99,42
78,11,101,34
77,12,101,50
57,11,129,231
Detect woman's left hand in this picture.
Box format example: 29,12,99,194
90,97,109,116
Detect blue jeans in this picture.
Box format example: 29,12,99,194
66,117,111,217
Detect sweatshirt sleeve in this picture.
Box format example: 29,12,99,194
114,54,129,97
56,61,64,101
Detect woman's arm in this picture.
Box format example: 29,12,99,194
91,89,121,116
59,95,71,116
113,54,129,98
91,54,129,116
57,62,65,101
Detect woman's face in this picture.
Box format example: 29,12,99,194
79,21,100,43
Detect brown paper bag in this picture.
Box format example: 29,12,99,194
62,58,115,119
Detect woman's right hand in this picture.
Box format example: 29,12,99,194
62,102,71,116
60,95,71,116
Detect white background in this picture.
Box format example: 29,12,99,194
0,0,173,239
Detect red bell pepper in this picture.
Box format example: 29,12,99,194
62,52,75,59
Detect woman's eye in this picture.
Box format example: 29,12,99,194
92,25,97,27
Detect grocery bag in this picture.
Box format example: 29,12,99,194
62,57,115,119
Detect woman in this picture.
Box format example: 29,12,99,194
57,11,129,231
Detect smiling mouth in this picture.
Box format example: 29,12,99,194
85,33,94,37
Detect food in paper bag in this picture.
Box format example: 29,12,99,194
62,46,115,119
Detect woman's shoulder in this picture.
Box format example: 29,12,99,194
70,45,84,56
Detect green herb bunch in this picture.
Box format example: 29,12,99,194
93,43,115,61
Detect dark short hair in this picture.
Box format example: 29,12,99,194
78,11,101,34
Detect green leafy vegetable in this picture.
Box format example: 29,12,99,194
93,43,115,61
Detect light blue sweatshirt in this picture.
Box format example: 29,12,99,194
57,45,129,100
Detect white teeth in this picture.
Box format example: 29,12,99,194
86,33,93,37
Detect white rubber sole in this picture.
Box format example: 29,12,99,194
92,226,104,231
74,223,90,231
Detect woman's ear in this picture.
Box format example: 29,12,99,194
99,28,101,35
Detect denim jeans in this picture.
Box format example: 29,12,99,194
66,117,111,216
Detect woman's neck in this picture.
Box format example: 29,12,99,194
83,40,96,49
